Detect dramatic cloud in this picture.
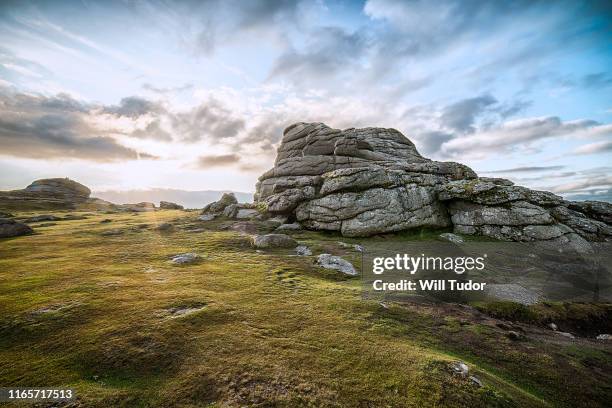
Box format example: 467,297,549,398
172,100,245,142
439,94,497,133
0,89,157,161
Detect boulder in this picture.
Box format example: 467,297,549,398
0,218,34,238
276,223,302,231
251,234,297,249
254,122,611,243
316,254,357,275
170,253,201,264
159,201,184,210
202,193,237,214
296,245,312,256
438,232,464,244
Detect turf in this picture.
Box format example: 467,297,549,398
0,210,610,407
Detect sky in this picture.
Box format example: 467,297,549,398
0,0,611,200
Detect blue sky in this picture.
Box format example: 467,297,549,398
0,0,610,199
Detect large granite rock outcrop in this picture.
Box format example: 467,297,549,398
0,178,106,210
255,122,611,245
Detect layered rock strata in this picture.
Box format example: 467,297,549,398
255,122,611,246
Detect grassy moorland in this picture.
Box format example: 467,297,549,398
0,210,610,407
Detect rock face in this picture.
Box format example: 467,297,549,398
0,178,93,210
255,122,611,244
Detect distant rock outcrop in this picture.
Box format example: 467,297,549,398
0,178,95,210
159,201,184,210
255,122,611,246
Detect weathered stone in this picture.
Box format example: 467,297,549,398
236,208,259,219
0,218,34,238
276,223,302,231
170,253,201,264
295,245,312,256
159,201,183,210
253,122,611,242
202,193,237,214
316,254,357,275
251,234,297,249
438,232,464,244
199,214,216,221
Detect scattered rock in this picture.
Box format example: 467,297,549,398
25,214,60,222
506,331,522,341
337,242,364,252
469,376,483,387
0,218,34,238
251,234,297,249
548,322,558,331
166,304,206,317
202,192,237,214
451,361,469,377
295,245,312,256
156,222,174,231
170,253,201,264
596,334,611,341
100,219,112,223
117,202,156,212
438,232,464,244
159,201,184,210
199,214,216,221
316,254,357,275
36,223,57,227
276,223,302,231
100,229,123,236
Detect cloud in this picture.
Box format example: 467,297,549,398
131,119,173,141
196,153,240,168
572,140,612,155
483,165,566,174
269,26,366,87
103,96,163,118
440,116,612,158
0,88,157,161
172,99,245,142
549,175,612,194
440,94,497,133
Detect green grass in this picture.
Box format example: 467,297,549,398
0,210,610,407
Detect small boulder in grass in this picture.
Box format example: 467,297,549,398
316,254,357,276
596,334,611,341
451,361,469,377
170,253,201,264
251,234,297,249
156,222,173,231
438,232,464,244
295,245,312,256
